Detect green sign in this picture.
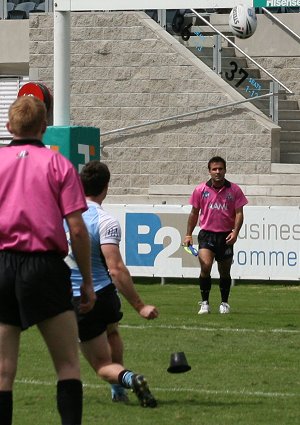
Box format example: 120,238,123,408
254,0,300,6
44,126,100,171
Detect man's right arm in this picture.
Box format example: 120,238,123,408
183,206,200,246
65,211,96,313
101,243,158,320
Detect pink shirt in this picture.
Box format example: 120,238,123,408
189,179,248,232
0,139,87,256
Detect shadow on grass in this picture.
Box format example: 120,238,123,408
148,398,263,408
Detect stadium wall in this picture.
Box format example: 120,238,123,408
28,11,282,198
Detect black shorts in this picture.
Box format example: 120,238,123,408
198,229,234,262
72,284,123,342
0,251,73,330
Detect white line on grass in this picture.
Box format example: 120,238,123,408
120,324,300,334
15,378,299,398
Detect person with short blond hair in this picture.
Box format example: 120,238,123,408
0,96,95,425
7,95,47,136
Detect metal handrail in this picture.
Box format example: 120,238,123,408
101,92,275,137
190,9,293,95
262,7,300,43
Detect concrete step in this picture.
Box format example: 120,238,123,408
240,185,300,197
188,46,236,57
262,110,300,120
274,109,300,120
190,25,232,35
175,34,227,48
105,193,300,207
226,173,300,185
232,78,272,89
235,86,287,97
144,172,300,206
149,178,300,196
271,163,300,173
196,55,248,68
280,131,300,141
221,68,261,79
279,120,300,131
280,152,300,164
280,141,300,153
149,185,300,197
254,99,299,111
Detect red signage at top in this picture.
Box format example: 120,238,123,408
18,82,52,111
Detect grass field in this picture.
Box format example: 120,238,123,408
14,282,300,425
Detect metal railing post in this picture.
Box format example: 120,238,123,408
269,81,279,124
1,0,5,19
212,34,222,76
157,9,166,30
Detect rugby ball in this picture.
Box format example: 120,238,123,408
229,5,257,39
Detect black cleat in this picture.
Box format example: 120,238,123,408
132,374,157,408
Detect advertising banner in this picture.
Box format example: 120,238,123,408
254,0,300,7
105,204,300,281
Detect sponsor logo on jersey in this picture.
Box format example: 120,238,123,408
208,202,228,211
17,150,29,158
106,226,119,238
226,193,234,201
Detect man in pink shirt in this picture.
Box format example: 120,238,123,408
183,156,248,315
0,96,95,425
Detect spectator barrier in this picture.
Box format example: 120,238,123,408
104,204,300,281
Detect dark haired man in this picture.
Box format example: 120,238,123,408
183,156,248,314
65,160,158,407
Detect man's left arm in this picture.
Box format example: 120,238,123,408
226,207,244,245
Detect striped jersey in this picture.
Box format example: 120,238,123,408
65,200,121,296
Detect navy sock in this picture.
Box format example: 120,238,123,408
57,379,82,425
118,370,134,389
219,277,231,303
199,276,212,302
0,391,13,425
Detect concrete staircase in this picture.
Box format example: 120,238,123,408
173,18,300,165
105,164,300,206
147,166,300,206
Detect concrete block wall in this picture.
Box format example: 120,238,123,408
29,12,280,198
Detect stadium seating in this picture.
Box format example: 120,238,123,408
7,9,27,19
7,2,15,11
15,1,36,18
35,2,45,12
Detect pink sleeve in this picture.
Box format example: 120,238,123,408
189,184,204,209
53,153,88,217
234,185,248,209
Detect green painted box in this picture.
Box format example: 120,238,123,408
43,126,100,171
